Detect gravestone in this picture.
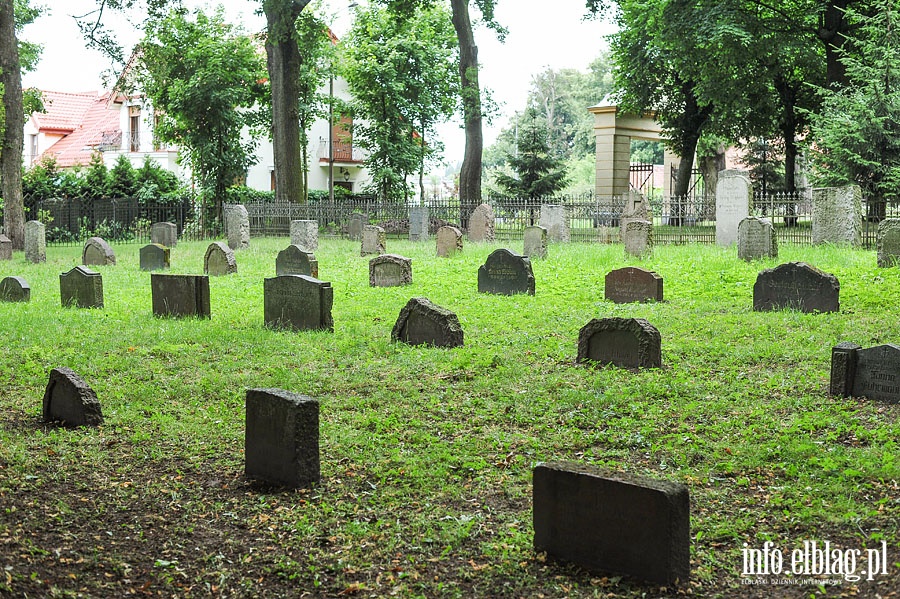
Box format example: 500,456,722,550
225,204,250,250
623,219,653,258
715,170,752,246
753,261,839,313
150,221,178,248
245,388,319,488
604,267,663,304
60,266,103,309
24,220,46,264
290,220,318,251
42,367,104,427
539,204,570,242
264,275,334,332
0,234,11,260
477,248,535,296
348,213,367,241
204,241,237,276
0,276,30,302
533,461,690,585
139,244,170,271
409,206,430,241
360,225,386,256
436,225,463,257
577,317,662,369
369,254,412,287
812,185,862,246
82,236,116,266
391,297,464,348
523,225,548,259
876,218,900,267
276,244,319,278
830,342,900,403
737,216,777,261
468,203,495,242
619,191,650,237
151,274,211,318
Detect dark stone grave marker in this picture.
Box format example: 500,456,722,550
82,236,116,266
276,244,319,278
477,248,535,296
60,266,103,309
604,267,663,304
0,276,30,302
577,317,661,369
753,261,839,313
204,241,237,276
264,275,334,332
830,342,900,403
42,367,104,427
151,274,211,318
245,388,319,488
369,254,412,287
391,297,464,348
140,243,170,271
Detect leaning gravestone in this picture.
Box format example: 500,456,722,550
478,248,535,296
245,388,319,488
830,342,900,403
82,236,116,266
391,297,464,348
468,203,495,242
264,275,334,332
225,204,250,250
348,213,367,241
25,220,46,264
276,244,318,278
409,206,430,241
0,234,11,260
577,317,662,369
533,461,690,585
140,243,170,271
737,216,777,261
151,274,211,318
812,185,862,246
523,225,548,259
60,266,103,309
715,170,752,246
204,241,237,276
150,221,178,248
876,218,900,268
42,367,103,427
360,225,386,256
623,219,653,258
0,276,30,302
539,204,570,243
369,254,412,287
436,225,463,257
290,220,318,251
753,261,839,313
604,267,663,304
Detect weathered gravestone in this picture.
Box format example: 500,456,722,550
619,191,649,236
0,234,11,260
623,219,653,258
605,267,663,304
715,170,752,246
468,203,495,242
812,185,862,246
0,276,30,302
409,206,430,241
150,221,178,248
577,317,662,369
290,220,319,251
369,254,412,287
876,219,900,268
245,388,319,488
523,226,548,259
60,266,103,309
204,241,237,276
264,275,334,332
391,297,464,348
737,216,777,261
42,367,103,427
348,213,367,241
225,204,250,250
436,225,463,257
830,342,900,403
533,461,690,585
25,220,46,264
82,236,116,266
360,225,386,256
139,243,170,271
539,204,570,242
276,244,319,278
753,262,839,313
151,274,211,318
478,248,535,296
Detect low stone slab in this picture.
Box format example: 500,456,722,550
82,236,116,266
831,342,900,403
876,218,900,268
533,461,690,585
361,225,386,256
264,275,334,332
276,244,318,278
204,241,237,276
605,267,663,304
245,388,319,488
290,220,318,250
369,254,412,287
151,274,211,318
737,216,777,261
577,317,662,369
436,225,463,257
140,243,170,271
150,221,178,248
753,261,839,313
42,367,104,427
477,248,535,296
0,276,30,302
391,297,464,348
523,226,547,259
60,266,103,309
468,203,495,242
25,220,46,264
0,234,11,260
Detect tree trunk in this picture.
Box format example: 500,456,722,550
670,83,709,225
450,0,482,229
0,0,25,249
818,0,851,87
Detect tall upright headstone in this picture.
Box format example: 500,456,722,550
523,226,548,259
82,236,116,266
369,254,412,287
245,388,319,488
0,276,30,302
264,275,334,332
43,367,104,427
623,220,653,258
409,206,430,241
737,216,777,261
151,274,211,318
150,221,178,248
753,262,839,313
140,243,171,271
715,170,751,246
348,213,367,241
539,204,570,242
0,234,11,260
619,191,650,237
204,241,237,275
468,203,495,242
477,248,535,296
290,220,319,250
391,297,464,348
60,266,103,309
360,225,386,256
24,220,46,264
276,244,318,278
225,204,250,250
577,317,662,369
812,185,862,246
876,218,900,267
436,226,463,257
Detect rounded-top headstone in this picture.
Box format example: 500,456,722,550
436,225,463,257
737,216,777,261
225,204,250,250
577,317,662,369
82,236,117,266
753,261,839,313
204,241,238,276
369,254,412,287
477,248,535,296
468,203,495,242
876,218,900,268
0,276,30,302
43,367,104,427
276,244,318,278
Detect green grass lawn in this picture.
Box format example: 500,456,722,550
0,237,898,598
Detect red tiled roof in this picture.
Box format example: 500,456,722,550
31,91,99,133
40,92,121,168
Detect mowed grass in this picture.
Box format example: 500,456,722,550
0,236,899,598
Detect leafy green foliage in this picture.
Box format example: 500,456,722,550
492,107,567,198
